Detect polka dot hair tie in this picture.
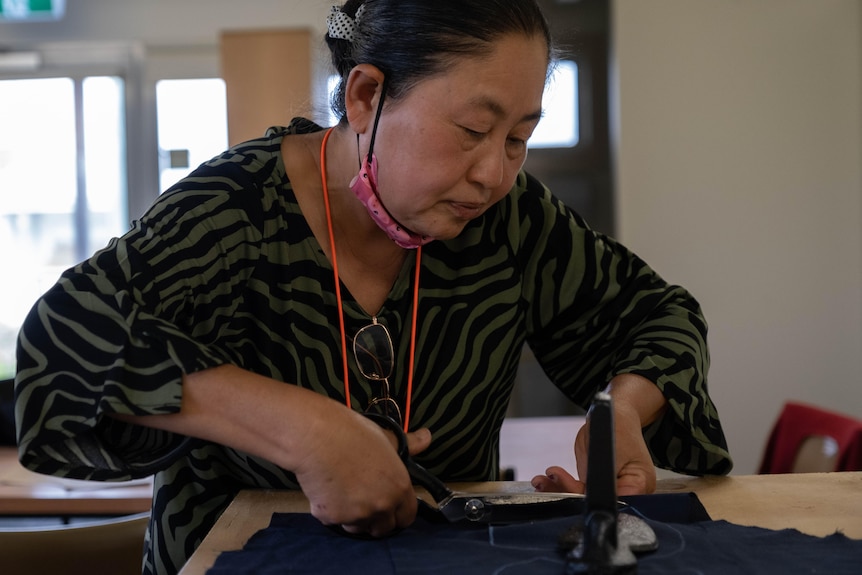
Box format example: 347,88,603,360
327,4,366,42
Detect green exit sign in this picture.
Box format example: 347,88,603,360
0,0,65,20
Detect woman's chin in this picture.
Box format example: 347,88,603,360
421,219,476,242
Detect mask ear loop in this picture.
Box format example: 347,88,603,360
363,76,388,163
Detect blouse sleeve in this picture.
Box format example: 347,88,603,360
14,156,271,480
515,172,732,476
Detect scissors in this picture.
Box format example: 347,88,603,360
366,413,596,525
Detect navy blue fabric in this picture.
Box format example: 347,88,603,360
620,492,711,523
207,496,862,574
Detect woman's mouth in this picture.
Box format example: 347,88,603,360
447,201,484,220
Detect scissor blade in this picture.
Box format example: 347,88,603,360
437,491,588,524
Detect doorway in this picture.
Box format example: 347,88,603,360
509,0,611,417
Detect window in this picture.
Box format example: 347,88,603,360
529,60,579,149
0,76,126,378
156,78,228,192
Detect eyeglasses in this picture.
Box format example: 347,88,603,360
353,318,402,425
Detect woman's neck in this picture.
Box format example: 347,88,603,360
321,128,405,255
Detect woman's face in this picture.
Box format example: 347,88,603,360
371,33,549,241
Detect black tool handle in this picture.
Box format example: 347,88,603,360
585,391,617,515
406,458,454,504
363,412,454,504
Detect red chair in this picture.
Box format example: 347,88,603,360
759,401,862,474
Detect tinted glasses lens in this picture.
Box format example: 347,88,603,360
353,323,393,380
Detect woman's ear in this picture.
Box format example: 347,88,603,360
344,64,386,135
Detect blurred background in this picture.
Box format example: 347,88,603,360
0,0,860,476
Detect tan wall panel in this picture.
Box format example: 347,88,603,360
221,29,312,146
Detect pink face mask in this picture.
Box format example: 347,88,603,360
349,153,432,249
348,76,431,250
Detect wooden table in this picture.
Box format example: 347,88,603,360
0,447,153,516
178,471,862,574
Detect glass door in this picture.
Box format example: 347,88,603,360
0,75,126,378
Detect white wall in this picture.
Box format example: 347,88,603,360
0,0,329,46
613,0,862,473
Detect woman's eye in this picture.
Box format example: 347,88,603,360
463,126,486,139
507,137,528,152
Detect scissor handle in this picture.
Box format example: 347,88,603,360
363,413,454,504
363,412,409,457
405,458,454,504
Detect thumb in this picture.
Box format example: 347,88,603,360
407,427,432,456
574,423,589,482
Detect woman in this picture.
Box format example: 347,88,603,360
14,1,732,573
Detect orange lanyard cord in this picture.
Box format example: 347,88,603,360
319,127,421,433
403,249,420,432
320,128,351,408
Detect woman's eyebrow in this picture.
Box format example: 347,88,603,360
469,95,543,124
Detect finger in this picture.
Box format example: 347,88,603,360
340,515,396,538
345,494,416,537
394,490,419,529
531,474,550,491
339,521,372,536
367,514,399,538
338,498,412,538
530,474,586,494
406,427,432,456
530,466,585,493
531,473,579,493
616,479,646,496
574,424,589,482
616,464,655,496
545,465,584,491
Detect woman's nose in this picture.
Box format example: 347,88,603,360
467,144,506,189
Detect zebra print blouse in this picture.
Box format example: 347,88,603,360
15,119,731,574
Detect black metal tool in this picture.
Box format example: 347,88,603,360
560,392,658,574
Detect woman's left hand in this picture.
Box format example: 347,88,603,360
530,374,664,496
530,404,656,496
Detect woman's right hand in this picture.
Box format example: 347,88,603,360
293,406,432,536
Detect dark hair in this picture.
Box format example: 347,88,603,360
325,0,555,122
